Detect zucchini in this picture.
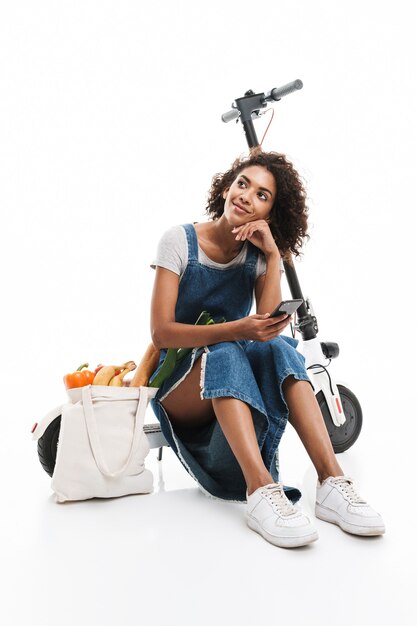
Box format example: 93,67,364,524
149,310,226,388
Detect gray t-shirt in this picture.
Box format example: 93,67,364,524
150,224,285,281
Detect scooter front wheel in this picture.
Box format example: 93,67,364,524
316,384,362,453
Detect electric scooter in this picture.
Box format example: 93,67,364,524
221,79,362,453
34,79,362,478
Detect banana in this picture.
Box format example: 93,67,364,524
109,361,137,386
93,366,117,386
112,361,136,370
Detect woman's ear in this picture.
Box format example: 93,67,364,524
222,187,229,199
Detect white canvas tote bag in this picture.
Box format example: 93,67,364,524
51,384,157,503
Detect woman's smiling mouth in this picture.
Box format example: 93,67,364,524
233,203,250,215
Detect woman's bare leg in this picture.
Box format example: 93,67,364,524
283,376,344,482
160,355,218,429
211,398,274,496
160,357,273,495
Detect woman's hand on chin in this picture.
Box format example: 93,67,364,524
231,219,279,258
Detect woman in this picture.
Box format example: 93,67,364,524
149,148,385,548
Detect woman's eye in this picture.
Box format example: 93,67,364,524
237,179,267,200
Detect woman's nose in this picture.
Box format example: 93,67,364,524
240,191,250,206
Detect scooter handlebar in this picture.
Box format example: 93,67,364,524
266,79,303,102
221,108,240,123
221,79,303,123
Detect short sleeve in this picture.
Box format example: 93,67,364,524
150,225,187,276
256,254,285,279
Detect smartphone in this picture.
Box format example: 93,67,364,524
270,299,303,319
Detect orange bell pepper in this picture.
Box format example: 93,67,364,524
63,363,96,389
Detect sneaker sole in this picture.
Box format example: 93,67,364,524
315,504,385,536
246,515,319,548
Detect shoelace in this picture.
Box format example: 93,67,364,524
261,483,298,517
332,476,367,504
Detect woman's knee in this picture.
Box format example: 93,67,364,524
246,336,307,371
203,342,254,390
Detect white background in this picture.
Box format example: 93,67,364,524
1,1,416,625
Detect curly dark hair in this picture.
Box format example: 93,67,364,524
205,147,310,261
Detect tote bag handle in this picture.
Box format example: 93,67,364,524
81,385,148,478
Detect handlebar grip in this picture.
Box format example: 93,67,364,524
267,79,303,101
221,108,240,123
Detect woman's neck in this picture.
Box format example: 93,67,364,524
207,216,244,255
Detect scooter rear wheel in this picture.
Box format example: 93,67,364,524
316,384,362,453
37,417,168,476
37,416,61,477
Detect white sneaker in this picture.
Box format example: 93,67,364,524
315,475,385,536
246,482,319,548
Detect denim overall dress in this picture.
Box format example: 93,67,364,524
149,223,313,504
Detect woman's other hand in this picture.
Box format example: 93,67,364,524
233,313,292,342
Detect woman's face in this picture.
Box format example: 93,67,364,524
222,165,276,226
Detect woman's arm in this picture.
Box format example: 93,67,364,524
254,252,282,315
150,266,239,349
151,265,289,349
